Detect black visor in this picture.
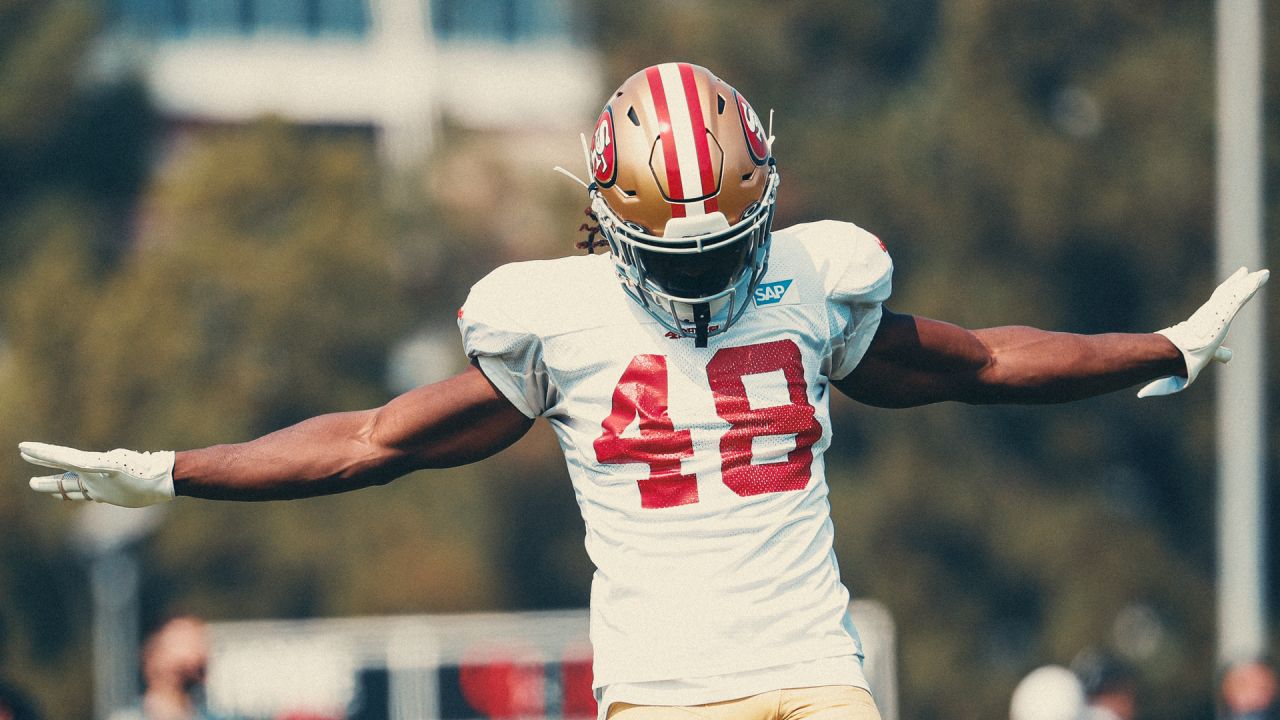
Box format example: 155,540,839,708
634,235,753,299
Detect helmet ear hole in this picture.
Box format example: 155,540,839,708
717,95,726,114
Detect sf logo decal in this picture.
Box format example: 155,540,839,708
592,108,617,187
736,93,769,165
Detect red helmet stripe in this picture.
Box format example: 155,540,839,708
645,66,687,219
657,63,708,217
678,63,719,214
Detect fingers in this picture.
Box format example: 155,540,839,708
1226,270,1267,317
1234,268,1268,296
29,473,93,501
18,442,112,474
1213,267,1265,299
19,441,85,471
1227,267,1267,298
1208,268,1269,324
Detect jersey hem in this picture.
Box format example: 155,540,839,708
594,654,869,720
590,637,862,689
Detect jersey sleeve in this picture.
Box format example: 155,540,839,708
457,264,555,419
819,222,894,380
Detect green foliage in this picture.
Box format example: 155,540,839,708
5,121,409,446
0,0,96,148
0,0,157,282
0,3,153,715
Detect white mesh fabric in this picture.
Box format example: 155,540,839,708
458,263,554,418
455,222,893,690
788,221,895,380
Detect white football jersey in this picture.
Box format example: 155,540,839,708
458,220,893,689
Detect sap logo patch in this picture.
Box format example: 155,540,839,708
754,279,793,306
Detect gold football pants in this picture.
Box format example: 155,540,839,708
606,686,882,720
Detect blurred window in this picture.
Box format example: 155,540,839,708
110,0,370,38
187,0,238,34
431,0,569,43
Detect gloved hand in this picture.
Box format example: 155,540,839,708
21,442,175,507
1138,267,1269,397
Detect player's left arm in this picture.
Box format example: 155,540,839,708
836,267,1268,408
837,311,1180,407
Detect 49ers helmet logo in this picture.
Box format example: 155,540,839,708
736,92,768,165
591,107,618,187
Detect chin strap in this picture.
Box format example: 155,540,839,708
693,303,711,348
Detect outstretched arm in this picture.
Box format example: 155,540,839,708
22,364,533,505
836,310,1182,407
837,267,1268,408
175,364,533,500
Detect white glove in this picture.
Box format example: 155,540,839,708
21,441,175,507
1138,266,1269,397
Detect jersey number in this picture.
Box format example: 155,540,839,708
593,339,821,509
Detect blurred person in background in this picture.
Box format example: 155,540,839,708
110,616,225,720
1221,659,1278,720
0,680,40,720
1072,649,1137,720
18,62,1269,720
1009,665,1086,720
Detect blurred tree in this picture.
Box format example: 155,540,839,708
0,0,156,278
0,119,433,713
0,1,154,715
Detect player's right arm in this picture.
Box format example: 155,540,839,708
25,257,553,508
21,364,533,505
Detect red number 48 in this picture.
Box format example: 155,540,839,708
593,339,822,509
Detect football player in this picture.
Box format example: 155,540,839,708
20,63,1268,720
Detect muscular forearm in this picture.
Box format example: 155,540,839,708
21,366,532,506
968,326,1183,404
841,311,1188,408
174,366,533,501
173,411,403,501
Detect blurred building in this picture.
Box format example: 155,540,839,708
94,0,601,169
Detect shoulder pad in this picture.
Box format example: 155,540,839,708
782,220,893,304
460,254,618,337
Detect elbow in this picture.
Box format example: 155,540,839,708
959,349,1018,405
346,411,413,485
966,350,1067,405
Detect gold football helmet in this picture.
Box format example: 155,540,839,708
585,62,779,346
